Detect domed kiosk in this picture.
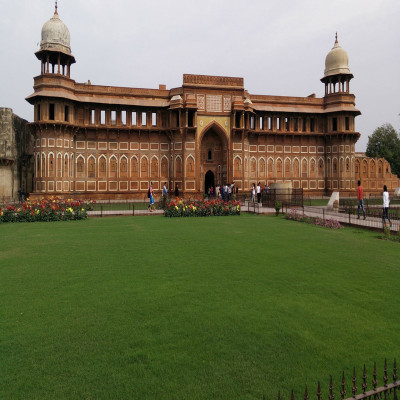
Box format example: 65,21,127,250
321,34,353,95
35,2,75,77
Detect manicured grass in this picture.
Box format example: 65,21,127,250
303,198,329,206
1,215,399,400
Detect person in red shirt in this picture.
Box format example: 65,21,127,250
357,180,366,220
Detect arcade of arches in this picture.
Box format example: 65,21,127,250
23,6,400,200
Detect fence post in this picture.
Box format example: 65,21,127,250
303,206,305,217
132,202,135,217
100,204,103,218
323,208,325,220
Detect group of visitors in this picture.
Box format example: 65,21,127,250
357,180,392,225
211,183,237,201
149,182,180,211
251,182,270,203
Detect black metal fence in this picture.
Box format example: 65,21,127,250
271,359,399,400
287,205,399,233
262,189,304,208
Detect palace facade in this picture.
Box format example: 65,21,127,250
25,5,400,200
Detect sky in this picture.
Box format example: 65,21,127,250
0,0,399,151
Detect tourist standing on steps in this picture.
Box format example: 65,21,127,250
382,185,391,226
256,182,261,203
357,180,366,220
175,183,179,202
251,183,256,202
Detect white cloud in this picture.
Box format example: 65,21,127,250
0,0,399,150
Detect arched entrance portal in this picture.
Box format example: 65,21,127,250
205,170,215,194
200,125,227,192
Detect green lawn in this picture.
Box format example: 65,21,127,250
1,215,399,400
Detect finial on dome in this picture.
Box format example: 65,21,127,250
55,0,58,15
335,32,338,43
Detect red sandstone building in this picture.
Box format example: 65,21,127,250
26,5,400,199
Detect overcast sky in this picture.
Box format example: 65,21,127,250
1,0,399,151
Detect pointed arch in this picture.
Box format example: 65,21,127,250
345,156,350,177
130,155,138,178
355,158,360,175
199,120,229,144
233,155,242,178
362,159,368,177
175,155,182,178
309,157,316,178
284,157,291,178
276,157,283,179
76,154,85,178
160,155,169,179
109,155,118,178
339,157,344,176
293,157,300,178
36,153,41,177
70,154,74,178
56,152,63,178
48,152,55,178
378,159,383,178
150,155,159,179
250,156,257,178
98,155,107,178
64,153,69,178
258,156,266,178
267,157,274,178
185,154,195,178
140,155,149,178
87,155,96,178
120,155,128,178
332,157,338,178
369,159,376,178
317,157,324,178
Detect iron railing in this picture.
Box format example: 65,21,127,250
270,359,399,400
262,188,304,208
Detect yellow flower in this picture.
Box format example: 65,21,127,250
175,206,178,210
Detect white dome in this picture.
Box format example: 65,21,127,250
40,10,71,54
324,36,351,77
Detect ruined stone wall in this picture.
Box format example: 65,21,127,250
0,108,34,202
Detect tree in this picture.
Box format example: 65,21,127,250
366,123,400,177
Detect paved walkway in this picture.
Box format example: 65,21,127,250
244,201,399,232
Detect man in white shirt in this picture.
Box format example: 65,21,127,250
256,182,261,203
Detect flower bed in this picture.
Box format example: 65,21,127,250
381,224,400,243
284,208,343,229
164,199,241,217
0,197,96,223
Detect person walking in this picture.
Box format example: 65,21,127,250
251,183,256,202
256,182,261,203
174,183,179,202
357,180,366,220
148,182,154,212
382,185,391,226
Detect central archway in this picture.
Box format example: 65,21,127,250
200,123,228,192
205,170,215,194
